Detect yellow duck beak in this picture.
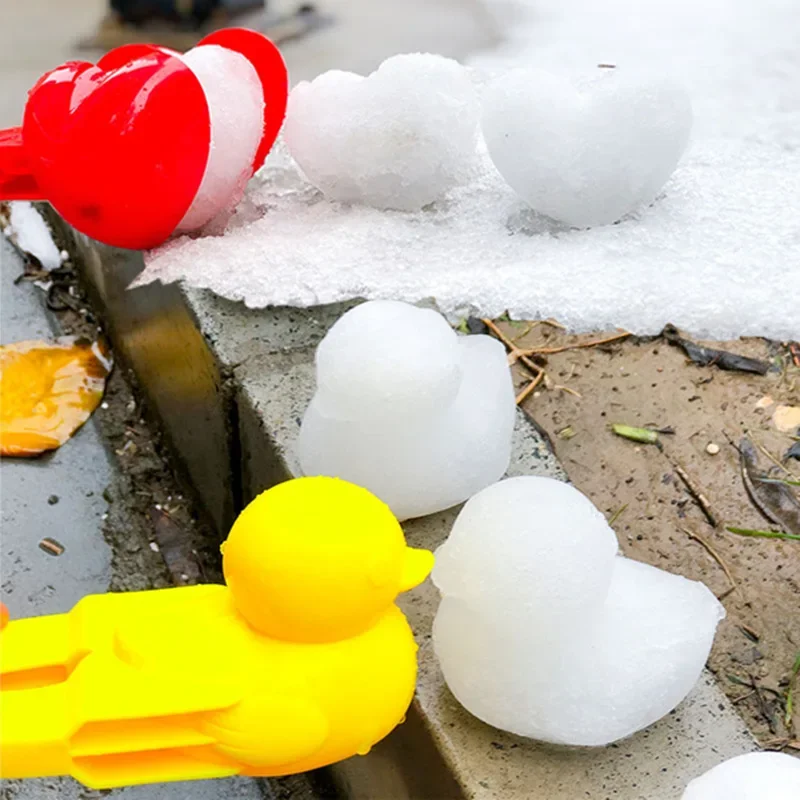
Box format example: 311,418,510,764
399,547,435,592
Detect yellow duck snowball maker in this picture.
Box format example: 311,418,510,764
0,476,434,789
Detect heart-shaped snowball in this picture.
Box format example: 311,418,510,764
682,752,800,800
297,301,516,521
432,476,725,746
481,67,692,227
283,54,481,211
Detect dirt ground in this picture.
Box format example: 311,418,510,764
490,318,800,750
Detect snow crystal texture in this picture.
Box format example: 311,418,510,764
682,752,800,800
284,54,481,211
432,476,726,746
297,301,516,521
137,0,800,340
176,44,264,234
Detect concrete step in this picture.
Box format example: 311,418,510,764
51,216,758,800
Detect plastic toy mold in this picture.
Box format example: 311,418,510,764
0,477,433,788
0,28,287,250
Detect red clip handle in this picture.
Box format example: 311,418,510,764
0,127,42,201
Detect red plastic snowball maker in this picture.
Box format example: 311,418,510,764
0,29,287,251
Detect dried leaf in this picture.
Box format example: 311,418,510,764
737,437,800,536
0,338,112,457
662,325,772,375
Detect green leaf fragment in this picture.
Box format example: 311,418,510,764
611,423,660,445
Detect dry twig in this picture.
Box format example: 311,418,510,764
672,460,719,527
482,318,545,379
515,371,544,405
517,330,631,357
682,527,736,598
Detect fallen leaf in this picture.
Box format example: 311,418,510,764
739,437,800,536
773,405,800,434
662,325,772,375
0,338,112,457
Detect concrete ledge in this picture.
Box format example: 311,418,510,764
58,220,757,799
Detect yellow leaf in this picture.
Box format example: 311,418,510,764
0,338,112,457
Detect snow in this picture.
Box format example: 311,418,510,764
175,44,264,234
297,301,516,521
432,476,726,746
284,54,481,211
4,202,62,270
136,0,800,340
481,67,692,227
682,752,800,799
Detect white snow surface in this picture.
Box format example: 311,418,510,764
682,752,800,800
297,301,516,521
432,476,726,746
284,54,482,211
5,202,62,270
137,0,800,340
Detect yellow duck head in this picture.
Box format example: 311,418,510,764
221,476,434,643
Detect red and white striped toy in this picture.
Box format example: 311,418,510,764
0,29,287,250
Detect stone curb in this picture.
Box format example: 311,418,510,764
53,216,757,799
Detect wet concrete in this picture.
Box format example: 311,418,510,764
0,242,267,800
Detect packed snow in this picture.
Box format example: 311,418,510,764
482,67,692,227
432,476,726,746
682,752,800,800
175,44,264,234
4,202,62,270
297,301,515,520
136,0,800,340
284,54,481,211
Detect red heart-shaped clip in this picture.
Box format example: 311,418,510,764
0,30,287,251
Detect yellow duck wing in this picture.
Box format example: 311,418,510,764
200,691,329,772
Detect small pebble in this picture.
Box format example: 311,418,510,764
101,402,109,410
47,495,59,505
706,443,720,455
149,541,160,552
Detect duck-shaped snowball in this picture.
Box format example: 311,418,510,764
432,476,725,746
0,477,433,788
297,300,516,521
682,752,800,799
